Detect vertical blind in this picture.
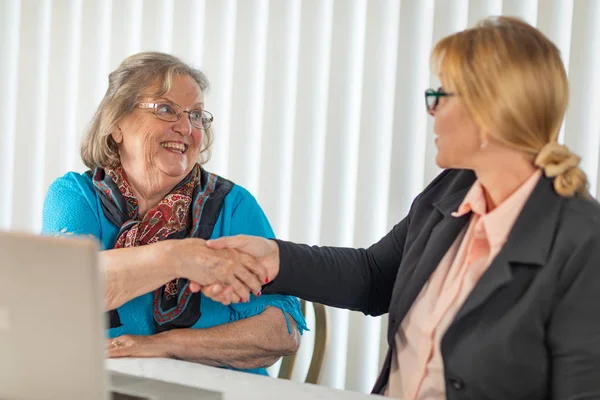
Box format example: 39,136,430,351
1,0,599,394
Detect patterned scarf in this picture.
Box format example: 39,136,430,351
92,163,233,332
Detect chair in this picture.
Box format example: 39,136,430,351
278,299,329,384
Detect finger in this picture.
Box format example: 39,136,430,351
230,278,252,303
106,338,130,358
200,284,222,298
214,293,232,305
108,346,130,358
189,281,202,292
200,287,211,299
215,291,234,305
210,284,224,295
221,285,235,305
206,235,249,250
201,284,232,305
234,256,263,295
238,252,267,286
229,290,242,304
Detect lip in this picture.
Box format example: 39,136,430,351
161,140,187,145
160,141,188,154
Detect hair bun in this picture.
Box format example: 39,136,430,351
534,142,580,177
534,142,588,197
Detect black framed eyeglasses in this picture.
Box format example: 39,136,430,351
137,102,214,130
424,87,455,112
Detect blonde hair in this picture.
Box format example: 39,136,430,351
432,16,588,197
81,52,213,169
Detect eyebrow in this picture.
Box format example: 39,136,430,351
155,97,204,109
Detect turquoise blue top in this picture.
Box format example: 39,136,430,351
42,171,306,376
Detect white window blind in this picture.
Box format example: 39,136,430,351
1,0,599,393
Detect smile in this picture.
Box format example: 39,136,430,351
161,142,188,154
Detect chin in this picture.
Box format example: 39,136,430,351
155,151,199,179
159,164,192,178
435,154,450,169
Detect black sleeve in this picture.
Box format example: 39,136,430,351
262,169,462,316
263,214,410,316
549,231,600,399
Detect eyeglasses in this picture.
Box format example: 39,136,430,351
424,87,455,112
137,102,214,130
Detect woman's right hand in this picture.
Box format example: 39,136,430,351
197,235,281,304
206,235,280,281
169,238,267,303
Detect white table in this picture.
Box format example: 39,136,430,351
107,358,382,400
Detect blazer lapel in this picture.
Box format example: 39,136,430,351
451,176,563,326
388,188,471,341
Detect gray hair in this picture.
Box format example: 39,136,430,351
81,52,213,169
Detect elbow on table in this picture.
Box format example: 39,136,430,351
280,326,301,356
255,332,300,369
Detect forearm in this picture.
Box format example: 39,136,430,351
101,241,177,310
265,218,408,315
157,307,300,370
265,241,373,311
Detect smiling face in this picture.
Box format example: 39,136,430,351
111,74,205,191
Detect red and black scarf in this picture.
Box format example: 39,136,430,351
91,164,233,332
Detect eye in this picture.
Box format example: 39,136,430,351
189,110,202,123
156,103,177,117
201,113,213,129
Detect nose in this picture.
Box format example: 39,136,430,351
173,112,193,136
427,108,436,117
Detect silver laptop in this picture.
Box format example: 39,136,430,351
0,231,221,400
0,231,106,399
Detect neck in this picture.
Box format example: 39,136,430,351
472,149,537,212
124,170,177,217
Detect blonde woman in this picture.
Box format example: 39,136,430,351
206,17,600,398
42,52,305,375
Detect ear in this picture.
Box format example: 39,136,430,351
111,126,123,144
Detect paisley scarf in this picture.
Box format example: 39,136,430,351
92,163,233,332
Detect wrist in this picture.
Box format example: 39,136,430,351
153,331,180,358
157,329,196,360
267,239,281,281
154,240,182,279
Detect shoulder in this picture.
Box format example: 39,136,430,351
225,183,266,219
550,195,600,297
208,172,260,212
522,180,600,291
47,171,96,198
206,173,274,238
228,184,259,208
42,171,104,237
558,193,600,244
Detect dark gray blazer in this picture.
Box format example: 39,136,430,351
265,169,600,399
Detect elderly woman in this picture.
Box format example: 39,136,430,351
42,52,306,375
207,17,600,398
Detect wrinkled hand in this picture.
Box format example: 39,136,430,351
173,238,267,304
197,235,280,304
194,283,236,304
207,235,280,280
106,335,168,358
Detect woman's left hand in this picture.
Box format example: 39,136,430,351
106,334,170,358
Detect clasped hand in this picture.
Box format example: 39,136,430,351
172,235,280,305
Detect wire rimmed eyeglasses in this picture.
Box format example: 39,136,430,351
137,102,214,130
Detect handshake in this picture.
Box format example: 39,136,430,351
170,235,280,305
